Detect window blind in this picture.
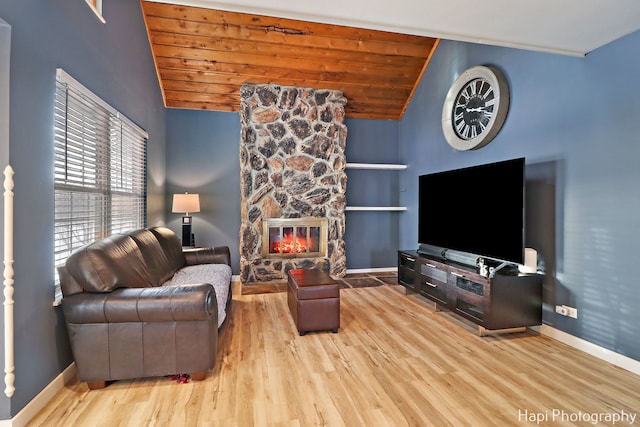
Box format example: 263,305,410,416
54,69,147,298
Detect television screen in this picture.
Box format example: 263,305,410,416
418,158,525,264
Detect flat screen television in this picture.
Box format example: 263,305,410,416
418,157,525,265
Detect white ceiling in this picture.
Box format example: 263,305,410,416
151,0,640,57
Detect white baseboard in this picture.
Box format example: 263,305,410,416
534,324,640,376
0,363,76,427
231,274,240,282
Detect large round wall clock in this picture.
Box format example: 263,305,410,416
441,65,510,151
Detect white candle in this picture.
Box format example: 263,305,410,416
519,247,537,273
525,248,537,268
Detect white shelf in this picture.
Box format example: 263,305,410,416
345,206,407,211
346,163,407,170
346,162,407,212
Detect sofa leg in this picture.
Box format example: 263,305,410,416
190,371,206,381
87,381,106,390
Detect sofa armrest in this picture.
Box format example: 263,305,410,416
183,246,231,267
62,284,218,325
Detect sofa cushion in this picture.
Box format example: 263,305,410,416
58,265,84,296
148,227,186,273
129,229,178,286
163,264,232,327
66,234,154,293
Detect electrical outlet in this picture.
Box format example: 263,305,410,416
556,305,577,318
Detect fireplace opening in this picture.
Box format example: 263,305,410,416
262,218,328,258
269,226,320,254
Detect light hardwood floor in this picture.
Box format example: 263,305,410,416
29,282,640,426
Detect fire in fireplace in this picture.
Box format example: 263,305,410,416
262,218,328,258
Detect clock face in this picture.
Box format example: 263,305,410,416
453,78,495,140
442,66,510,151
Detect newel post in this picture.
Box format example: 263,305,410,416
3,165,14,397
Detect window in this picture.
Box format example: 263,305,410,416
54,69,147,299
85,0,106,23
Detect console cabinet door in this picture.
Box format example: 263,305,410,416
398,252,418,291
417,259,449,306
449,268,490,325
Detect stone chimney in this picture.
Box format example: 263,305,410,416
239,84,348,284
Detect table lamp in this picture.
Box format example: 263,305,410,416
172,192,200,246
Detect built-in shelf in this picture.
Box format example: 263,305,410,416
345,206,407,211
346,163,407,170
346,162,407,211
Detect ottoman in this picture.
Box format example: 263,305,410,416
287,269,340,336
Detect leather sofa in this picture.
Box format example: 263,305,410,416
58,226,232,389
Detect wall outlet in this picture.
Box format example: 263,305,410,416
555,305,568,316
556,304,578,318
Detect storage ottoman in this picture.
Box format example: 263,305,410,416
287,269,340,336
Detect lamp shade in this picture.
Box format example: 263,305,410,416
172,193,200,214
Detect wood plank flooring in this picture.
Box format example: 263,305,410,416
28,282,640,426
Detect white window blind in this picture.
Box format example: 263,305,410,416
54,69,147,298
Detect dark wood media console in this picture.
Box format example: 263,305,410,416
398,250,543,335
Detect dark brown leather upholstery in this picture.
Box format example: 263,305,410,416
287,269,340,336
59,227,232,385
129,228,183,286
65,233,155,293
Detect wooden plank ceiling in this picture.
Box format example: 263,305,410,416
140,1,440,120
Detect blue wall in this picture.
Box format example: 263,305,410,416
165,109,241,273
344,119,401,269
400,34,640,361
0,0,166,417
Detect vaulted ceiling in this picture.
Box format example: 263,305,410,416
141,0,640,120
140,1,439,120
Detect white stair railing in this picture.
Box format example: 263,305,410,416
3,165,14,397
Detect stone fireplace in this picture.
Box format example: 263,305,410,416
239,84,348,284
